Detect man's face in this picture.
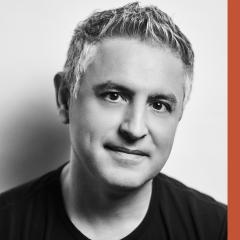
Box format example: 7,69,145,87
68,38,185,190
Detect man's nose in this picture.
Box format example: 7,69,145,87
118,104,148,143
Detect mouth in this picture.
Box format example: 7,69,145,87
104,143,150,157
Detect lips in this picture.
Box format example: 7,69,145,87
104,143,150,157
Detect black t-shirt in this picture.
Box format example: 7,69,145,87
0,164,227,240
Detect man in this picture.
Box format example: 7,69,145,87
0,2,226,239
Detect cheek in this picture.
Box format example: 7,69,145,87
151,118,179,151
70,99,123,144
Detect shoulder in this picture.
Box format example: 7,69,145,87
0,164,64,239
154,173,226,214
153,173,227,239
0,164,65,216
0,164,66,238
156,173,226,203
155,173,226,210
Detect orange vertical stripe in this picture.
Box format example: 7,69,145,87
228,0,239,239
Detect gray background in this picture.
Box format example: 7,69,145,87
0,0,227,203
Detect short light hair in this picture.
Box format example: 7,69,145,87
63,2,194,105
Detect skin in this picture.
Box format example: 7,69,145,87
55,37,186,239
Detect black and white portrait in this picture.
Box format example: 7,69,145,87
0,1,227,239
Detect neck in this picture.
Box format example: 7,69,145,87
60,153,153,239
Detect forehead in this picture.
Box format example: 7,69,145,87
85,37,185,99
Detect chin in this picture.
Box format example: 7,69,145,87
99,168,153,192
88,148,160,192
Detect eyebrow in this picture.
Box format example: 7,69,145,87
148,94,177,105
93,81,134,96
93,80,178,104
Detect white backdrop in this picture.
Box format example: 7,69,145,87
0,0,227,203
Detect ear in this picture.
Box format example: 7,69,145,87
54,72,70,124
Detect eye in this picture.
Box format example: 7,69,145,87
151,101,171,113
103,92,125,103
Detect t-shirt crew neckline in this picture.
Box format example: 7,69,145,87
55,170,157,240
